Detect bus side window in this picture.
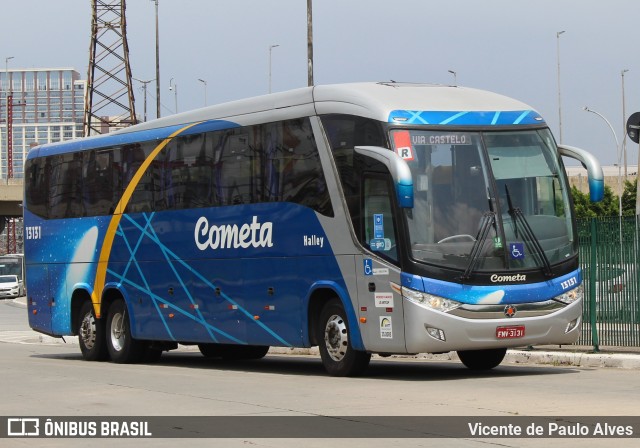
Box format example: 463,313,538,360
217,131,255,206
83,149,120,216
363,176,398,263
123,142,162,213
25,158,49,218
48,153,83,219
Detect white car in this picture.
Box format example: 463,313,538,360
0,275,24,299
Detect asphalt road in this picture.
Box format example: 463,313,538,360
1,299,638,448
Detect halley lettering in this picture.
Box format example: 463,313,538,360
195,216,273,250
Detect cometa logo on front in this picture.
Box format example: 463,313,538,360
195,216,273,250
490,273,527,283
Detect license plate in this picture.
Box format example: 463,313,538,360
496,325,525,339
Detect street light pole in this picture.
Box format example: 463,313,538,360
198,78,207,106
269,44,279,93
584,106,622,215
556,31,566,144
584,106,624,252
307,0,313,87
151,0,161,119
621,69,629,177
448,70,457,86
133,77,154,122
4,56,14,182
169,78,178,114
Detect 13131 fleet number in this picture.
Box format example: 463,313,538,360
25,226,42,240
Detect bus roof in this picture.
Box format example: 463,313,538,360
28,82,543,159
122,82,541,132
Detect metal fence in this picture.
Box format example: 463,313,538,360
577,216,640,350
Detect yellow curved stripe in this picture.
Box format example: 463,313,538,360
91,122,201,317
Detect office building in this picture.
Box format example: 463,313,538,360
0,67,86,179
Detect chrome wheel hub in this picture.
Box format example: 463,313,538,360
324,314,348,362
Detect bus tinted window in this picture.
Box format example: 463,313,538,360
48,152,83,219
25,117,333,219
320,115,386,236
165,132,217,210
25,158,48,218
123,142,163,214
265,119,332,215
218,130,257,206
83,148,121,216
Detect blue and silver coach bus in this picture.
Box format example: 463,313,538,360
24,82,603,376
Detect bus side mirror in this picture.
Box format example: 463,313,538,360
558,144,604,202
355,146,414,208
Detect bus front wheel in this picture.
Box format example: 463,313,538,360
106,299,144,363
457,348,507,370
317,299,370,377
78,301,108,361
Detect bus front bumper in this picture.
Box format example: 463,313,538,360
403,298,582,354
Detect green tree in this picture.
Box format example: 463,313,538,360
621,179,637,216
570,185,619,218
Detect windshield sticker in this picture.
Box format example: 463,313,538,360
392,131,414,160
374,214,384,239
509,242,525,260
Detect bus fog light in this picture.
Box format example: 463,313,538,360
565,317,580,333
426,326,446,341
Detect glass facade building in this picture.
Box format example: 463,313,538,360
0,68,86,179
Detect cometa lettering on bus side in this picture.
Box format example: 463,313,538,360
194,216,273,250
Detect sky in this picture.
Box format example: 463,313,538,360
2,0,639,167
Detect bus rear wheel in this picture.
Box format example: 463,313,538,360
317,299,370,377
78,301,108,361
457,348,507,370
106,299,144,363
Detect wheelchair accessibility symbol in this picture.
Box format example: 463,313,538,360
364,259,373,276
509,242,525,260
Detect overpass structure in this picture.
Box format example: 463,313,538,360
0,180,24,255
0,180,23,216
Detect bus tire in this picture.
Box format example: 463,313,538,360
457,348,507,370
78,301,108,361
105,299,144,363
317,298,370,377
199,343,224,358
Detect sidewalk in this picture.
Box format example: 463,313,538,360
7,296,640,369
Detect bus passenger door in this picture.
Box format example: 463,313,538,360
26,264,53,335
355,175,406,353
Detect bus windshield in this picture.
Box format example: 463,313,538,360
391,128,574,273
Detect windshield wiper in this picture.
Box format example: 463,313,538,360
461,211,496,281
504,185,553,277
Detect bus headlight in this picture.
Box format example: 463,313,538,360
555,284,583,305
402,286,461,312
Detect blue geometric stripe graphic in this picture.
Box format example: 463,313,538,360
111,213,292,347
388,110,545,126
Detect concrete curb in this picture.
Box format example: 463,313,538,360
267,347,640,370
6,297,639,369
